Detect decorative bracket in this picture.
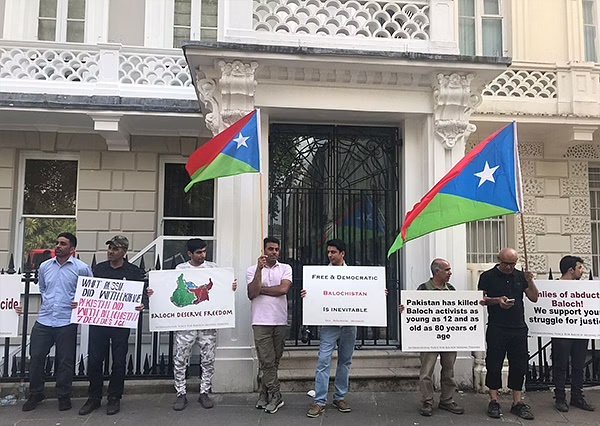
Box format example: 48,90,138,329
433,73,481,150
89,113,130,151
194,60,259,135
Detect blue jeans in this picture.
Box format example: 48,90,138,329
314,326,357,405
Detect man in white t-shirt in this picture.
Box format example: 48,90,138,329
246,237,292,414
149,238,236,411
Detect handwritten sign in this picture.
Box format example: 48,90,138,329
302,265,387,327
148,268,235,332
0,274,21,337
401,290,485,352
525,280,600,339
70,276,144,329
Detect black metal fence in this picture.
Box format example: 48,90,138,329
526,269,600,390
0,254,177,384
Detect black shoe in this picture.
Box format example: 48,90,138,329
419,402,433,416
570,398,595,411
22,394,45,412
106,398,120,415
58,397,72,411
510,402,534,420
487,400,501,418
79,398,101,415
554,399,569,412
172,394,188,411
438,400,464,415
198,393,214,409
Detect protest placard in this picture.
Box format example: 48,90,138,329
0,274,21,337
70,276,144,329
400,290,485,352
525,280,600,339
149,268,235,332
302,265,387,327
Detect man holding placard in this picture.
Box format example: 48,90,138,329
401,258,464,417
479,248,539,420
78,235,145,416
19,233,93,412
247,237,292,414
551,255,594,413
305,239,356,418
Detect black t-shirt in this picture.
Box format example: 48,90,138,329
478,265,529,329
93,260,147,305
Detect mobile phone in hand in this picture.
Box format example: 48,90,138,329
506,298,515,303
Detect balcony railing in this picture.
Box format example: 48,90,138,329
0,40,195,100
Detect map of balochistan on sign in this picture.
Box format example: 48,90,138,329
149,268,236,332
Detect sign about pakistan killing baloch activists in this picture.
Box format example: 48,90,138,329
148,268,235,332
71,276,145,329
525,280,600,339
0,274,21,337
400,290,486,352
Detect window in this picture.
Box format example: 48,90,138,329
37,0,86,43
459,0,503,56
172,0,217,47
18,158,78,269
466,217,507,263
590,165,600,277
583,0,598,62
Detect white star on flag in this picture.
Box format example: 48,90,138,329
233,133,249,148
474,161,500,187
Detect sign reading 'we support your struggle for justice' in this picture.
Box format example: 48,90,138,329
71,276,145,329
149,268,235,332
0,274,21,337
525,280,600,339
401,290,486,352
302,266,387,327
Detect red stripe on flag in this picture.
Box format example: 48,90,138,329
185,110,257,178
400,123,510,241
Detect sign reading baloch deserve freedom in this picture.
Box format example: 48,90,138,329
149,268,235,332
302,265,387,327
71,276,144,329
400,290,485,352
525,280,600,339
0,274,21,337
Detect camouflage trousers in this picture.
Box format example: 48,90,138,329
173,329,217,395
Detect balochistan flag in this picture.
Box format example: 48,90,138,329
388,122,522,256
184,110,261,192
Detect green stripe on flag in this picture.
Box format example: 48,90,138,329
184,153,259,192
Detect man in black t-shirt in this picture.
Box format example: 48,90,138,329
78,236,145,416
479,248,538,421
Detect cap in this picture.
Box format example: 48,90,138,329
105,235,129,250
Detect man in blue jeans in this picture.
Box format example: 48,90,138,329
305,239,356,418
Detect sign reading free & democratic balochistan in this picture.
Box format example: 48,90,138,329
149,268,235,332
302,265,387,327
0,274,21,337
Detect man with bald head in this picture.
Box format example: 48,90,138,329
402,258,464,417
479,248,539,420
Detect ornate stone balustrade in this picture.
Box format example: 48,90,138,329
253,0,430,40
483,68,557,99
0,41,195,100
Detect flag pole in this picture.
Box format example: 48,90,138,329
519,213,529,270
259,172,266,241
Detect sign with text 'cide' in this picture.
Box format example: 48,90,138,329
302,265,387,327
401,290,485,352
0,274,21,337
71,276,144,329
525,280,600,339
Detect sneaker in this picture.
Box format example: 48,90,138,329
306,403,325,418
172,394,188,411
264,392,284,414
22,394,45,412
78,398,101,415
333,399,351,413
106,398,120,415
198,393,214,409
487,400,501,418
510,402,534,420
439,400,464,415
570,398,595,411
58,397,72,411
255,391,268,409
554,399,569,412
419,402,433,417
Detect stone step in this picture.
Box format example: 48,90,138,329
279,349,421,370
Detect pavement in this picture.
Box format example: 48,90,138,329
0,389,599,426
